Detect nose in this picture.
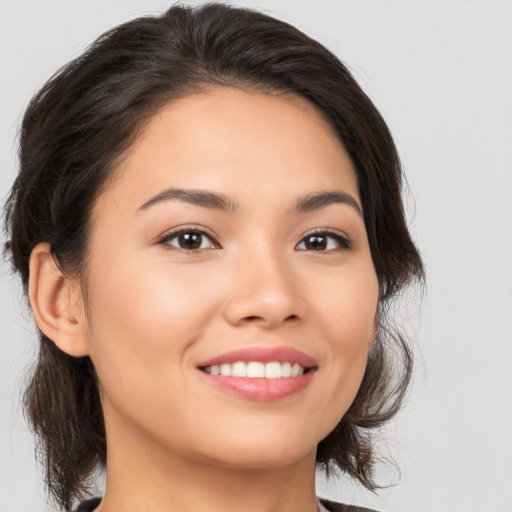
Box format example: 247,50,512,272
222,247,306,329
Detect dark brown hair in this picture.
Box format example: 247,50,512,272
3,3,424,510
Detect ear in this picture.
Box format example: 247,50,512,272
28,242,89,357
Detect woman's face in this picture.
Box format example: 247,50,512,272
81,87,379,469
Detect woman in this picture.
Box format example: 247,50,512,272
3,3,423,512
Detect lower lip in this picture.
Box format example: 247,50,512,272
199,371,315,401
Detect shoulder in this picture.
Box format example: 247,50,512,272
319,497,381,512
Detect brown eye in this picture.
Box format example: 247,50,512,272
304,234,328,250
296,231,351,251
177,232,202,250
161,229,218,251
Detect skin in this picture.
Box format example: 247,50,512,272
29,87,379,512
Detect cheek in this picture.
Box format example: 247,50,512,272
311,260,379,403
88,250,218,340
83,252,221,406
315,258,378,346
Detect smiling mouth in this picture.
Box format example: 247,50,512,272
197,348,317,400
200,361,311,378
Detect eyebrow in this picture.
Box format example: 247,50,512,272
138,188,238,212
291,190,363,217
138,187,362,217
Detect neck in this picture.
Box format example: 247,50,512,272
95,415,319,512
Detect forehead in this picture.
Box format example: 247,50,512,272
94,86,359,219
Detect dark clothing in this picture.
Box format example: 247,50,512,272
320,497,379,511
76,496,379,511
75,498,101,511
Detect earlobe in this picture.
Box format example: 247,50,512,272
28,242,89,357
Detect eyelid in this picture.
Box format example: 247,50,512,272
296,228,352,251
157,225,221,251
155,225,351,253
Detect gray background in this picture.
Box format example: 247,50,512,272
1,1,511,511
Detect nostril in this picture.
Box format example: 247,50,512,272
224,291,304,328
243,314,299,323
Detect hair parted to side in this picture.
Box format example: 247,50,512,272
3,3,424,510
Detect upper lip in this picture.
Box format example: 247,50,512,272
197,346,317,369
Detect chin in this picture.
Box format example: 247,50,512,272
195,429,318,470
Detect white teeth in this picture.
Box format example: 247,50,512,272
264,361,282,379
232,361,247,377
204,361,306,378
247,361,265,378
281,362,292,377
220,363,231,376
291,363,302,377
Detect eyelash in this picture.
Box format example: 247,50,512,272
157,227,352,253
297,228,352,252
158,226,220,253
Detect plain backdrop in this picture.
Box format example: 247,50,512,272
1,1,511,511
